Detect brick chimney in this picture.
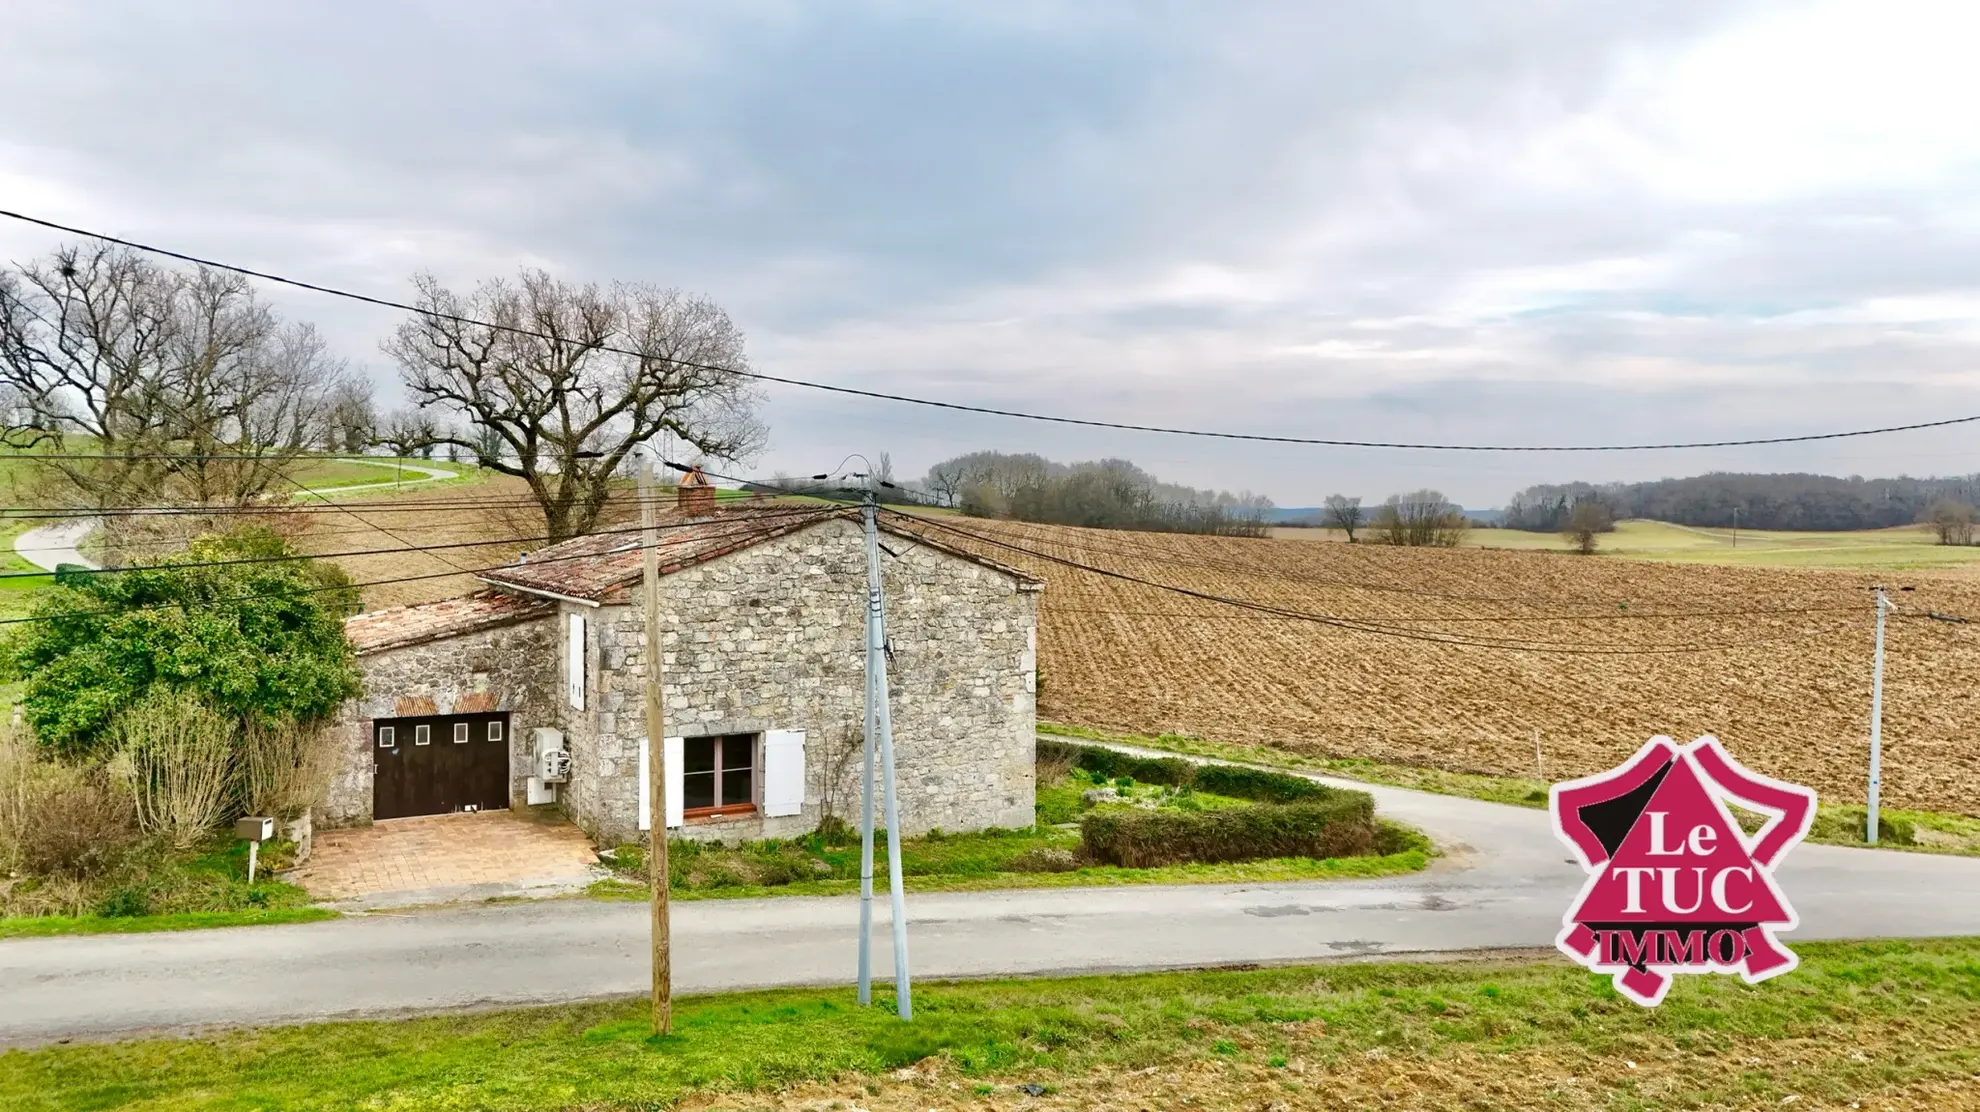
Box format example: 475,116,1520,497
677,466,716,515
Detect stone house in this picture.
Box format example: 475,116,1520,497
328,501,1042,846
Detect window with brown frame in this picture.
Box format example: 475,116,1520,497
682,734,757,817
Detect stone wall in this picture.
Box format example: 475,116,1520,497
564,516,1039,846
322,615,559,826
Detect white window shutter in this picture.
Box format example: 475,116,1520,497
637,738,649,831
637,736,687,831
567,613,586,710
664,736,684,829
763,729,807,818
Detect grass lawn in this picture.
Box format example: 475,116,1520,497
5,938,1977,1111
592,813,1431,903
1277,518,1980,573
286,457,463,493
0,906,337,940
1040,723,1980,857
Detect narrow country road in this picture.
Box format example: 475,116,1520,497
9,459,459,573
4,744,1978,1046
10,518,99,572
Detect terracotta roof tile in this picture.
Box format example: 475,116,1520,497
344,591,556,656
476,505,1039,603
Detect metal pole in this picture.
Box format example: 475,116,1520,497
1868,586,1887,846
864,496,912,1019
641,452,672,1034
1533,728,1543,783
857,538,878,1006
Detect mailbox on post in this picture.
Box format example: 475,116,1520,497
236,816,274,883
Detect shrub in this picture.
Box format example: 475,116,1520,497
4,526,361,759
1194,764,1334,803
242,720,332,821
1080,794,1378,868
1039,739,1338,804
13,767,142,880
97,884,153,918
115,690,238,847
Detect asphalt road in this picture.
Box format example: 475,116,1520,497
4,748,1979,1046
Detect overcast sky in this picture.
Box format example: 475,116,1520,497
6,0,1980,507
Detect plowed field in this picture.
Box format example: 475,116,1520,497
907,517,1980,815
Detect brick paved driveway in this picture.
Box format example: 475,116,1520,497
290,811,602,902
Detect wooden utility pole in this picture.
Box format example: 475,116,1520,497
641,452,671,1034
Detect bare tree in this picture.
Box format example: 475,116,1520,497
386,270,765,540
1374,489,1468,547
0,244,343,521
1323,494,1363,542
1927,500,1975,546
923,459,968,507
1562,500,1614,555
324,378,378,454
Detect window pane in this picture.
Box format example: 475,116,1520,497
378,727,395,748
720,735,755,773
720,767,752,807
488,721,504,741
415,725,431,746
682,770,716,811
684,738,716,774
454,723,470,743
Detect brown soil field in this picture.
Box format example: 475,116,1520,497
296,491,1980,815
901,518,1980,816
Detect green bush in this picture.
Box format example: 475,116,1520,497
96,885,153,918
1080,794,1378,868
5,527,361,759
1194,764,1332,803
1039,739,1338,804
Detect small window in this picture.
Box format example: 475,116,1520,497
454,722,470,744
488,721,504,742
377,726,395,749
682,734,757,815
415,724,431,746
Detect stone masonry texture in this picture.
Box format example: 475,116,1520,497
324,616,558,826
327,516,1038,848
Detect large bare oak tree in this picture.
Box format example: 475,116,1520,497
0,244,349,524
385,270,764,541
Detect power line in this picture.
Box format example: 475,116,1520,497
0,506,831,580
0,508,843,627
887,510,1857,655
7,207,1979,453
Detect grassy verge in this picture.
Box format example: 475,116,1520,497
1,837,320,937
1042,723,1980,856
6,938,1978,1111
0,906,337,940
589,821,1432,902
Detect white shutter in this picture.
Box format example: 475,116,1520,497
636,736,687,831
637,738,649,831
664,736,684,829
567,613,586,710
763,729,807,817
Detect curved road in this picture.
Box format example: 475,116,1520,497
10,459,459,573
3,744,1978,1046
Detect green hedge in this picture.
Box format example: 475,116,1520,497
1080,794,1378,868
1038,738,1337,804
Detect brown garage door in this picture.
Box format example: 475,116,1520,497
373,713,512,820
